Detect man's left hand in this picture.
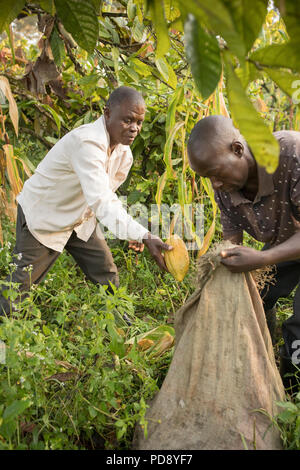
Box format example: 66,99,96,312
220,246,267,273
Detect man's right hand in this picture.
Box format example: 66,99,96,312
142,232,173,271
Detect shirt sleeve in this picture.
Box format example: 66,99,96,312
69,135,149,242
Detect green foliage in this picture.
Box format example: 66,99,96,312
54,0,99,52
224,0,268,53
274,394,300,449
0,0,26,33
0,1,300,450
184,14,222,100
224,52,280,173
146,0,170,58
0,220,191,449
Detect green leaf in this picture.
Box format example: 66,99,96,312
130,58,152,77
235,61,261,89
103,17,119,44
163,121,184,178
0,0,26,32
107,323,126,358
131,17,145,43
155,171,167,208
50,26,66,67
147,0,170,58
42,325,51,336
123,66,140,83
223,0,268,53
40,104,65,136
91,0,102,15
54,0,99,52
184,14,222,100
127,0,137,22
178,0,245,61
155,57,169,82
126,325,175,345
275,0,300,43
250,42,300,73
264,67,300,99
111,46,119,79
224,52,279,173
88,405,98,418
166,63,177,90
37,0,56,14
2,399,31,422
164,0,181,22
166,86,184,135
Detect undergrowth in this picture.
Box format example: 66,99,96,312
0,216,299,450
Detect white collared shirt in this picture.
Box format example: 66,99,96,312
17,115,148,252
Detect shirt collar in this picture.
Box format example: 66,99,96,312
95,115,129,157
230,163,274,207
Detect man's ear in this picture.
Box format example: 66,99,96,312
232,141,244,158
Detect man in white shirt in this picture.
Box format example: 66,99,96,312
0,86,172,315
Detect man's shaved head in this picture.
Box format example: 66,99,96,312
187,115,255,194
106,86,145,109
187,115,241,169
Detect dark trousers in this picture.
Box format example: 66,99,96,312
261,259,300,361
0,205,119,315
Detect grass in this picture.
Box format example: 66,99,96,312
0,215,299,450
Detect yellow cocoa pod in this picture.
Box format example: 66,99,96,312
164,234,189,282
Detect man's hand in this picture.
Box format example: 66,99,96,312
220,246,268,273
128,241,144,252
142,232,173,271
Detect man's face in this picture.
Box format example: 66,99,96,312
189,142,250,193
104,99,145,146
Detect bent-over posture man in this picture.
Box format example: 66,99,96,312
188,115,300,391
0,86,172,315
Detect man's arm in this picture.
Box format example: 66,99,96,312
221,230,300,273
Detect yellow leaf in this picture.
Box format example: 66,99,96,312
151,332,174,356
138,338,155,351
0,75,18,136
3,144,22,198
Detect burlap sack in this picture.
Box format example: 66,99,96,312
133,243,285,450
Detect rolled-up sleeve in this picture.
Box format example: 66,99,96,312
69,135,148,242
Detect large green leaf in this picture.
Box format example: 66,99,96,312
0,0,25,32
178,0,245,60
50,25,66,67
275,0,300,43
54,0,99,52
155,57,177,89
235,61,261,89
224,53,279,173
184,14,222,100
130,58,152,77
250,42,300,73
223,0,268,53
147,0,170,58
264,67,300,99
166,86,184,135
163,121,184,178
